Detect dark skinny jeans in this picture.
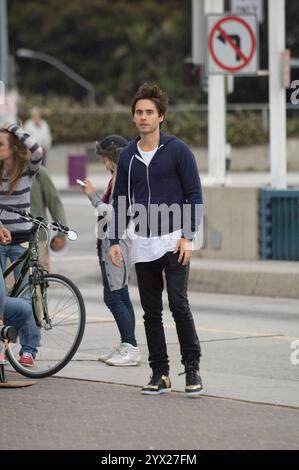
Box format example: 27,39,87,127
135,252,201,375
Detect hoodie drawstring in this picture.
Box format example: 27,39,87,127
127,155,135,216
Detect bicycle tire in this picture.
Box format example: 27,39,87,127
6,273,86,379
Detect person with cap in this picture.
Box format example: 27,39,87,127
80,135,141,367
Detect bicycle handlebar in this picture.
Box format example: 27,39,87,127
5,207,77,240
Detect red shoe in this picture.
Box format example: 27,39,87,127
19,353,34,367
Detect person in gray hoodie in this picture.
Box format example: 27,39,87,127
80,135,141,367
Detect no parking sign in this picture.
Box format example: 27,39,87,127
207,15,259,75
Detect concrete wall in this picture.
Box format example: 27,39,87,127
194,187,260,260
191,137,299,172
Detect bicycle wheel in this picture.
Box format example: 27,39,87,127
6,273,86,379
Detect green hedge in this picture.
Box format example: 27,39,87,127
18,96,299,147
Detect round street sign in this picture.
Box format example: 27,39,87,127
207,15,259,75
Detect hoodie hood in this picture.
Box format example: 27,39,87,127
127,131,177,158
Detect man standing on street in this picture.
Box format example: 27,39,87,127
109,83,203,396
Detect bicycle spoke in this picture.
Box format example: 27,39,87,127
8,274,85,378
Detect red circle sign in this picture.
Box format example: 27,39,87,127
209,16,256,73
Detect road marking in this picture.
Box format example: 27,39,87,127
85,317,297,342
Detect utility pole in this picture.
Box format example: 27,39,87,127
192,0,206,66
268,0,287,189
0,0,8,85
205,0,226,184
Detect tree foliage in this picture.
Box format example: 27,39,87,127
8,0,190,103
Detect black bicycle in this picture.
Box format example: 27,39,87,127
3,208,86,379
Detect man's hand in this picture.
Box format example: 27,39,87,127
0,228,11,245
109,245,123,268
173,238,193,266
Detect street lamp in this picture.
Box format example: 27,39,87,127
16,48,96,106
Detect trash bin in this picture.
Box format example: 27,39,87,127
68,155,87,186
259,188,299,261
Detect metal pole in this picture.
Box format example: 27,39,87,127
205,0,226,184
0,0,9,85
192,0,206,65
268,0,287,189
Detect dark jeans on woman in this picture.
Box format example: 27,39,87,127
100,260,137,347
135,251,201,375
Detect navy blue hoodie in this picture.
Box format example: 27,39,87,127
111,132,203,245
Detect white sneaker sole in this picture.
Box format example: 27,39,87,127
185,389,203,397
141,388,172,395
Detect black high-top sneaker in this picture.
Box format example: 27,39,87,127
179,361,203,397
141,373,172,395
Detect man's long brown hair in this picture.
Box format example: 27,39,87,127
0,129,30,195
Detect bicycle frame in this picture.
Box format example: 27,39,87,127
3,208,85,379
3,226,49,327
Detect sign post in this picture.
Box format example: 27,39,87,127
205,0,226,184
269,0,287,189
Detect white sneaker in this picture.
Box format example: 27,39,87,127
97,345,121,363
106,343,141,366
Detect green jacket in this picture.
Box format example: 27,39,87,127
30,167,67,238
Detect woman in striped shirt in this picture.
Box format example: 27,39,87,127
0,122,44,367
